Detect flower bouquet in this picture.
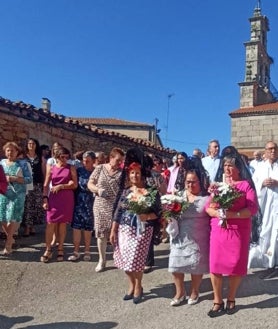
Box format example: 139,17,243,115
161,193,190,239
126,187,157,214
209,182,242,228
160,193,190,222
126,187,158,235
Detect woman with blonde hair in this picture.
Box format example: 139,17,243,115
0,142,32,254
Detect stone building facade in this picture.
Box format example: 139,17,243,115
230,4,278,157
0,97,174,159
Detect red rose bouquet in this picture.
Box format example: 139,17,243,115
160,193,189,222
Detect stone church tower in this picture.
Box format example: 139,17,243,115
230,2,278,156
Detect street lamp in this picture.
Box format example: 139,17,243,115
165,93,175,146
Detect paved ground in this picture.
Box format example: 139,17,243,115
0,225,277,329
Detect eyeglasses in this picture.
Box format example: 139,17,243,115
265,147,277,151
60,155,68,159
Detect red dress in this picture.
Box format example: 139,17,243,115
206,180,258,275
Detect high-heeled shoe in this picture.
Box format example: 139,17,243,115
207,302,225,317
170,295,185,306
57,250,64,262
3,247,13,255
133,288,143,304
40,249,53,263
226,300,236,315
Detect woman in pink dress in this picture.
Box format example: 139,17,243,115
205,147,258,317
41,146,78,262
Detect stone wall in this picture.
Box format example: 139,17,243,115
0,98,174,159
231,113,278,151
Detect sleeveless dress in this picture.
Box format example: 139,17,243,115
0,159,26,222
71,166,94,231
46,164,74,224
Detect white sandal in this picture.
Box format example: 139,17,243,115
68,252,80,261
95,261,106,272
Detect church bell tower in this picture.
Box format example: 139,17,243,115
239,1,276,108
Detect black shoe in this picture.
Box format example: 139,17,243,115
207,302,225,317
133,288,143,304
123,292,134,301
226,300,236,315
259,268,277,279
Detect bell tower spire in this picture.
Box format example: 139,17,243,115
238,3,276,107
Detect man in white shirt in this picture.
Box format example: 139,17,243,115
249,150,263,173
201,139,220,183
249,141,278,278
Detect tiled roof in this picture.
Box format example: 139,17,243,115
0,96,175,154
66,117,152,127
230,102,278,117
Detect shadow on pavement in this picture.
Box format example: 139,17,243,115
19,321,118,329
0,315,33,329
0,315,118,329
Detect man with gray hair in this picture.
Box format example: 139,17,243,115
249,141,278,278
192,148,203,159
201,139,220,182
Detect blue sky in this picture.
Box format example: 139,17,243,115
1,0,278,154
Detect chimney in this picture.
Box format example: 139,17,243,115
41,98,51,112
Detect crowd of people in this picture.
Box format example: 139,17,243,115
0,137,277,316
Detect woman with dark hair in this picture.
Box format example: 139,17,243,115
41,146,78,262
169,162,210,306
167,152,189,193
22,138,45,236
110,160,161,304
205,147,259,317
68,151,96,261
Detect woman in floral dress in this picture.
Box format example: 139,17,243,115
0,142,32,254
87,147,125,272
110,161,161,304
68,151,96,261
